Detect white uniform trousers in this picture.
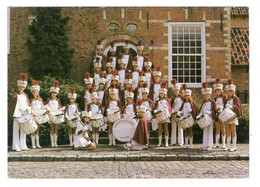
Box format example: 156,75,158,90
203,124,213,148
171,118,183,145
12,118,28,150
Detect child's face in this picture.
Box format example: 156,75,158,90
154,76,160,82
173,90,179,96
95,67,101,72
142,92,148,99
204,94,211,100
18,86,25,92
137,50,143,56
111,51,116,56
126,97,132,103
99,84,104,89
125,83,131,89
69,98,75,103
32,90,39,98
84,117,89,122
215,89,222,96
111,80,116,85
97,49,102,54
119,64,125,69
51,92,57,98
145,66,150,71
92,98,97,103
139,81,144,86
87,84,92,89
107,67,112,73
184,95,190,100
159,93,165,98
133,66,138,70
228,90,234,97
124,48,129,54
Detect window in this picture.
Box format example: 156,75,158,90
126,23,138,32
108,23,119,32
168,23,206,87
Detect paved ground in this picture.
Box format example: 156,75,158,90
8,160,249,178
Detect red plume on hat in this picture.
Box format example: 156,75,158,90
161,81,167,88
110,82,116,89
156,66,162,72
54,81,59,88
70,87,76,93
171,78,177,86
126,73,132,79
136,99,143,106
202,82,208,89
99,72,105,78
97,40,101,45
134,56,138,62
32,80,39,85
139,71,144,77
20,73,28,81
113,69,118,76
144,56,150,62
127,87,133,93
182,83,187,90
110,42,114,47
227,78,233,85
143,82,148,88
216,77,221,84
118,54,124,59
85,72,90,79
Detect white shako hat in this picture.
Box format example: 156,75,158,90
226,78,236,92
138,71,147,82
125,73,132,85
152,66,162,77
89,88,98,99
109,83,118,95
118,54,125,65
201,82,212,95
111,70,119,82
132,56,140,67
110,42,117,52
17,73,28,87
96,40,103,50
50,81,60,94
144,56,152,67
136,99,146,113
84,72,94,85
141,82,149,95
125,87,134,99
98,72,107,85
182,83,192,96
82,111,92,118
123,41,130,49
213,77,223,91
106,62,114,68
30,80,40,92
68,87,77,99
137,41,144,51
159,81,168,94
171,78,181,91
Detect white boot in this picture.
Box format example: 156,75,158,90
165,135,169,147
225,136,231,151
35,135,41,148
54,134,58,147
189,136,193,149
230,136,237,152
92,133,96,144
214,134,220,148
184,137,188,148
69,134,73,146
96,133,99,145
221,134,226,149
31,135,36,149
112,134,116,145
109,134,112,146
50,134,54,147
157,135,162,147
72,134,75,146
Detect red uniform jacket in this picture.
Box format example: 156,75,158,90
226,95,243,118
198,98,217,121
103,85,122,106
179,99,198,120
9,91,31,117
132,116,149,145
80,88,92,110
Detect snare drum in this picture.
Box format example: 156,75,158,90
145,109,152,121
18,115,38,134
107,109,121,123
34,114,49,125
218,107,237,124
113,118,137,142
49,111,65,124
179,115,194,129
67,117,79,128
154,108,171,123
197,113,214,129
91,114,104,128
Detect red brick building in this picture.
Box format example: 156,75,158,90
8,7,249,104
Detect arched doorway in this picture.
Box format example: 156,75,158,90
104,42,137,57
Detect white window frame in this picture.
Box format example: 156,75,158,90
126,23,138,32
108,23,120,32
168,22,206,88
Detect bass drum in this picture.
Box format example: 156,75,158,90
113,118,137,142
18,115,38,134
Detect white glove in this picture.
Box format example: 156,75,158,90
177,111,183,117
61,106,66,111
217,107,224,112
205,111,212,115
196,115,201,120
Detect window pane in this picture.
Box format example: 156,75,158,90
190,41,195,47
178,48,184,54
196,70,201,75
178,34,183,39
172,27,177,33
172,34,177,39
196,56,201,62
179,70,183,75
184,27,189,33
184,56,189,62
184,48,189,54
184,70,189,75
173,63,177,68
179,77,183,82
172,70,177,75
196,41,201,47
190,56,195,62
191,63,195,68
178,63,183,68
172,41,177,47
196,27,201,33
196,48,201,53
185,77,189,82
190,48,195,54
191,77,196,83
178,41,183,46
191,70,195,75
178,27,183,33
172,48,177,54
172,56,177,62
190,34,195,39
196,77,201,82
196,34,201,39
196,63,201,68
178,56,183,62
184,41,189,47
184,34,189,40
190,27,195,33
184,63,189,68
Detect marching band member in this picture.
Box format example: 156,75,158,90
131,57,140,89
122,87,136,119
124,100,149,150
65,87,81,146
93,58,103,90
141,83,155,140
170,79,184,146
104,83,122,146
30,80,46,149
104,70,121,102
177,84,198,148
87,88,103,145
46,81,64,148
10,73,31,151
225,78,243,152
155,82,172,147
144,57,153,89
74,111,96,150
107,42,117,70
97,72,107,105
122,73,133,106
105,59,114,89
81,72,94,110
136,41,145,71
95,40,107,72
117,41,133,70
149,66,162,101
197,82,217,151
133,71,147,103
118,54,131,90
213,77,228,149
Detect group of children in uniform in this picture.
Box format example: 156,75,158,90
10,41,243,152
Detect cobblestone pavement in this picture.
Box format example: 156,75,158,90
8,160,249,178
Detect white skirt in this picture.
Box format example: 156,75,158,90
228,117,239,126
73,136,91,148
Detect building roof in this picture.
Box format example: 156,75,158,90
231,7,249,16
231,27,249,65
